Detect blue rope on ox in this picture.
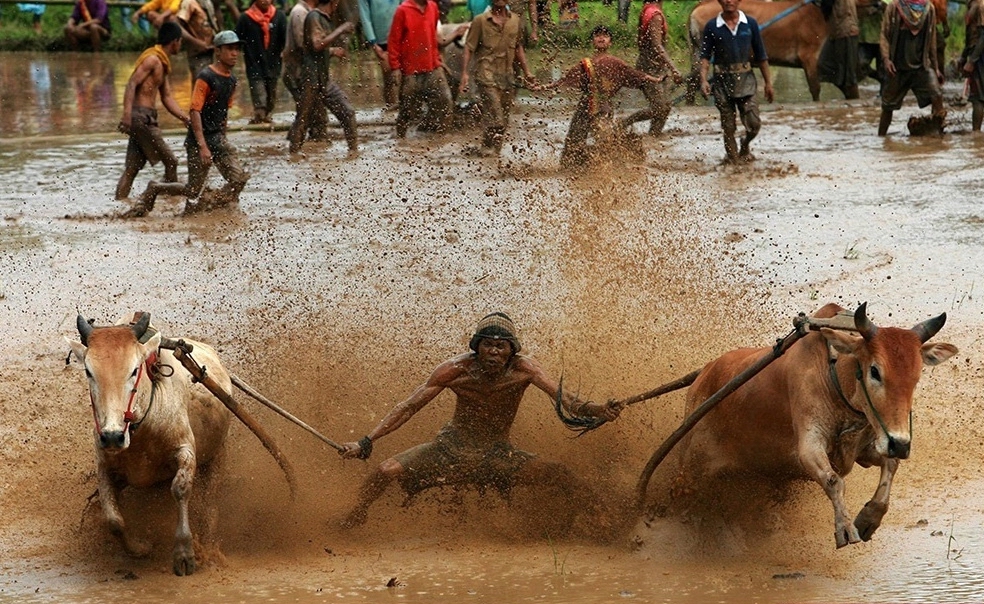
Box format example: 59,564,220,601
757,0,818,30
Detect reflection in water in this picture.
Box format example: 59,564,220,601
0,50,836,140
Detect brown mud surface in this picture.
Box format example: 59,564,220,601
2,51,984,603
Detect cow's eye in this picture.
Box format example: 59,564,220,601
869,365,882,383
131,367,139,378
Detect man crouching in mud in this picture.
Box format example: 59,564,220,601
339,312,623,534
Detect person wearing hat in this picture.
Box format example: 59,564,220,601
115,22,190,206
131,30,250,216
542,24,662,169
338,312,622,530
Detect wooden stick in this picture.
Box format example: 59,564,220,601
230,375,344,452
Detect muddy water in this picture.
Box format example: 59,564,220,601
2,51,984,603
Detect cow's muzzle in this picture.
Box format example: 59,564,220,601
887,436,910,459
99,430,127,450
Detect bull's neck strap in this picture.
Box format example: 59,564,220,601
828,348,865,418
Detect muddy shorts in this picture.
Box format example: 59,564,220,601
395,428,535,497
881,67,941,111
125,106,174,167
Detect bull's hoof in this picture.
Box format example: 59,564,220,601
834,523,862,549
172,547,196,576
854,501,888,542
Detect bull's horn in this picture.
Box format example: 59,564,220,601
854,302,877,340
77,314,94,346
912,312,946,343
131,312,150,339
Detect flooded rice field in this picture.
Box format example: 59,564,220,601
2,50,984,603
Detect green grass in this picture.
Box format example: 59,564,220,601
0,0,970,59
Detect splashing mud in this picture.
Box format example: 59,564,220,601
1,51,984,603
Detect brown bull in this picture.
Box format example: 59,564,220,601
677,303,956,547
68,313,241,575
687,0,828,102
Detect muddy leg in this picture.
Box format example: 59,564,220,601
973,101,984,132
854,457,898,542
97,465,151,557
878,108,893,136
342,458,401,528
171,445,197,576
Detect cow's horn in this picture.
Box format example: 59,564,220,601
131,312,150,339
912,312,946,343
854,302,877,340
77,314,94,346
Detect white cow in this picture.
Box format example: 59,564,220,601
68,312,234,575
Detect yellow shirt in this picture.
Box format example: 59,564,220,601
137,0,181,16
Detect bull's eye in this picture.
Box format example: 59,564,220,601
131,367,139,378
869,365,882,383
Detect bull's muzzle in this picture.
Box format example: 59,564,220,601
99,430,127,450
887,436,910,459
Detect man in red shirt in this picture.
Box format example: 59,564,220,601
387,0,453,137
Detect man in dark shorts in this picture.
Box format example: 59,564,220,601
116,22,189,202
287,0,358,154
699,0,773,164
878,0,944,135
543,25,662,169
130,30,250,217
339,312,622,528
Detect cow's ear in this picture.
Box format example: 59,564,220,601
820,327,862,355
922,342,957,366
65,337,87,364
141,332,162,359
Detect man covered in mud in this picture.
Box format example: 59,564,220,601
338,312,622,529
287,0,358,155
699,0,773,164
458,0,535,156
115,22,189,203
962,0,984,131
877,0,944,135
387,0,454,137
621,0,684,136
129,31,250,217
543,25,662,169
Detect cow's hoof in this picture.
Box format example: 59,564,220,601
854,501,888,542
172,550,196,576
834,524,861,549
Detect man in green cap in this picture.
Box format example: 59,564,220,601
339,312,622,529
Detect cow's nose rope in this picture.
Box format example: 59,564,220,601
855,362,894,443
